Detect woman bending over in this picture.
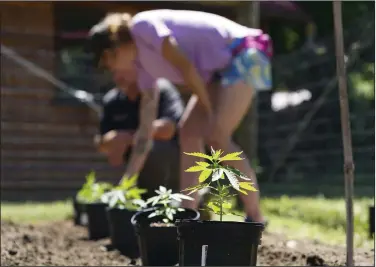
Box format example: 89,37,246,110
87,9,272,224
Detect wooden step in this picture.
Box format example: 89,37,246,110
0,162,120,174
1,99,98,124
1,179,120,190
1,167,123,182
1,149,105,161
1,121,98,136
1,87,53,99
0,160,112,171
1,135,96,151
1,170,123,182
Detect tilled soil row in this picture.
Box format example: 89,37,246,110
1,220,374,266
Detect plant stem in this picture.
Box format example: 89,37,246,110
216,180,223,222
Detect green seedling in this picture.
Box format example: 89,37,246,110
76,171,113,204
101,174,147,211
183,148,257,221
146,186,194,226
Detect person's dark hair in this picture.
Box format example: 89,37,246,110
86,13,133,67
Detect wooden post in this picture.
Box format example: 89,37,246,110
332,1,355,266
233,1,260,169
233,2,260,209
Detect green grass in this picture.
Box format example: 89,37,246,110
1,201,72,224
1,196,374,248
260,196,374,248
213,196,374,248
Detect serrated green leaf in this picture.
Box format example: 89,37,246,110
185,165,208,172
196,161,210,167
199,169,212,183
148,212,158,218
222,169,240,191
222,201,232,209
225,166,251,180
239,182,258,192
184,152,213,160
85,171,96,184
212,149,223,160
184,185,207,195
166,211,174,221
119,174,139,190
211,169,224,181
219,151,244,162
239,189,248,195
182,183,208,192
207,202,220,213
118,191,126,203
110,195,118,208
146,196,158,204
171,193,194,201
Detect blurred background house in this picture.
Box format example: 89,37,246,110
0,1,374,201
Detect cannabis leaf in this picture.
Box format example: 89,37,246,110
101,174,147,211
76,171,113,204
145,186,193,224
183,147,258,221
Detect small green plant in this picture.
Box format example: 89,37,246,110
76,171,113,204
146,186,194,225
183,148,257,221
101,174,147,211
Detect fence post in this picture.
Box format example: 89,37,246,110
233,1,260,168
332,1,355,266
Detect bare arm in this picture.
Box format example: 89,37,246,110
122,89,160,179
161,37,212,116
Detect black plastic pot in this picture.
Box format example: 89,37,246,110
177,220,264,266
107,207,139,258
369,205,375,238
131,207,200,266
86,202,110,240
72,198,87,226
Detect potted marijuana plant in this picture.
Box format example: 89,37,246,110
101,174,147,257
76,171,113,240
73,171,99,226
176,148,265,266
131,186,200,266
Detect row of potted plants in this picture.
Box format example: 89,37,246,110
73,148,265,266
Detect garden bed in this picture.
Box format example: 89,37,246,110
1,220,374,266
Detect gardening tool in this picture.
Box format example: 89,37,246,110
0,44,102,116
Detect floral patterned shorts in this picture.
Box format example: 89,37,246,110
220,36,273,91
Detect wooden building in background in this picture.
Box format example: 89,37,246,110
0,1,309,201
0,1,240,201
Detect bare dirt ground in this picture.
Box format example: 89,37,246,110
1,220,374,266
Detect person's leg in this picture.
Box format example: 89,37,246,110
136,140,180,200
178,95,208,209
204,44,272,223
205,79,264,223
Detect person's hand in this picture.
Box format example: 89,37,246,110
101,130,132,166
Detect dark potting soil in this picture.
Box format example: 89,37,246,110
1,220,374,266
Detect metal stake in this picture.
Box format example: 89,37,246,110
332,1,355,266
